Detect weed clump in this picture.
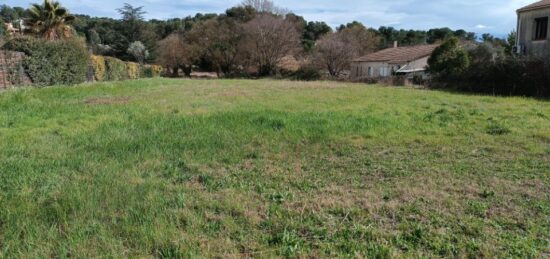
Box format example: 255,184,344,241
486,119,510,135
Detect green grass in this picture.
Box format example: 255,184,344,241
0,78,549,258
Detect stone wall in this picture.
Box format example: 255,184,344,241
517,6,550,57
0,51,32,89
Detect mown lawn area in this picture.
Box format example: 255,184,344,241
0,78,549,257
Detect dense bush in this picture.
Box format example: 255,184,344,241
142,65,163,78
105,56,127,81
4,37,164,86
428,37,469,80
151,65,163,77
290,66,322,81
461,57,549,97
411,74,425,85
141,67,154,78
2,36,36,53
429,40,550,98
90,55,106,81
125,62,140,79
89,55,164,81
3,37,89,86
0,20,6,39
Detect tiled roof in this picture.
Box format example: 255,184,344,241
352,44,439,63
517,0,550,12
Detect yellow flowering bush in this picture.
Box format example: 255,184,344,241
125,62,140,80
90,55,106,81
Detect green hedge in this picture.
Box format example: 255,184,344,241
142,64,163,78
291,66,322,81
430,43,550,98
125,62,140,80
0,20,6,39
90,55,106,81
3,37,164,86
94,55,164,81
104,57,127,81
3,37,89,86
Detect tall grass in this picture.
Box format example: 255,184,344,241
0,79,548,257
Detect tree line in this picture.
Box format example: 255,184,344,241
1,0,514,78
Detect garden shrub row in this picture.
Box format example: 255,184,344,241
104,56,127,81
428,39,550,98
0,20,6,38
431,55,550,98
2,36,164,87
126,62,140,80
3,36,89,86
93,55,163,82
141,64,163,78
90,55,106,81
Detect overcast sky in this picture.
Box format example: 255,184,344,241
4,0,536,36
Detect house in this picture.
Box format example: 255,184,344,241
4,20,26,36
350,43,439,80
5,23,20,35
516,0,550,57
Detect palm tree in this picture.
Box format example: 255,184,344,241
27,0,75,40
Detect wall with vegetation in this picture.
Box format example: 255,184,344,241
3,37,90,86
0,50,32,88
1,37,164,88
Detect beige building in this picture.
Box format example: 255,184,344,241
516,0,550,57
350,44,439,80
5,23,20,35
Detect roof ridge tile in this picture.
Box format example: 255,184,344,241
353,44,439,63
518,0,550,12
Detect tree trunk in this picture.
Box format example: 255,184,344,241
181,65,192,77
171,67,179,77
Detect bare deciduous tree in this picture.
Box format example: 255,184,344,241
242,14,300,76
315,24,380,77
157,33,195,77
240,0,288,15
339,25,380,57
187,18,245,76
315,33,357,77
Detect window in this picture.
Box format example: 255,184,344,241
368,67,373,76
534,17,548,40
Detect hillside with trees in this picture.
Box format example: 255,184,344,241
1,0,500,78
1,0,539,97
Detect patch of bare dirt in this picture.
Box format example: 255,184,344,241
190,72,219,79
84,97,131,105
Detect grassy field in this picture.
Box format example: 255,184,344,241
0,78,548,258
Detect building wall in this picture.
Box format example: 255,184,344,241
350,61,395,79
517,7,550,57
350,56,430,80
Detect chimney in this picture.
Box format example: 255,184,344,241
393,41,398,48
